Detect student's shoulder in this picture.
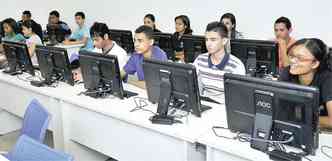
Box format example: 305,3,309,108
229,53,244,65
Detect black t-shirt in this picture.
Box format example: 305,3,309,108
279,67,332,116
172,32,183,52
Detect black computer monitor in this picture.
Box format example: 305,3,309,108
153,33,175,61
224,73,319,155
79,50,137,99
182,34,207,63
143,59,211,124
109,29,134,53
35,45,74,86
2,41,35,76
230,39,279,77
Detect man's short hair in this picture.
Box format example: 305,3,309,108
75,12,85,19
90,22,110,39
206,21,228,38
275,16,292,30
135,25,153,39
49,10,60,18
22,10,31,17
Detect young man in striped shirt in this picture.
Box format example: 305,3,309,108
193,21,245,101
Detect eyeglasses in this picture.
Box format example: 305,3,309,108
288,54,315,62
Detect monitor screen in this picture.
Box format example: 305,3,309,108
35,45,74,86
230,39,278,77
2,41,35,76
79,50,137,99
224,73,319,155
109,29,134,54
153,33,175,61
182,34,207,63
143,59,211,119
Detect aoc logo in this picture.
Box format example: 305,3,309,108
256,100,271,109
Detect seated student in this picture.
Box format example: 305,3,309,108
220,13,243,40
46,10,71,43
18,10,43,42
171,15,193,62
274,16,296,70
21,20,43,66
63,12,93,50
279,38,332,129
220,13,244,52
193,22,245,100
72,22,128,81
143,14,162,33
122,25,167,89
0,18,25,67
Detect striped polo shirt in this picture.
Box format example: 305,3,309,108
193,52,245,101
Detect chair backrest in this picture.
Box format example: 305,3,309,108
7,135,73,161
21,98,51,143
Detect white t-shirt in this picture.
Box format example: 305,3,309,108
26,34,42,66
93,41,128,69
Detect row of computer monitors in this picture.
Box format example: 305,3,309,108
105,29,279,77
1,40,319,156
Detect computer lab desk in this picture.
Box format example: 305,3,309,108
196,108,332,161
0,71,224,161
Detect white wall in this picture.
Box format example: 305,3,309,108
1,0,331,45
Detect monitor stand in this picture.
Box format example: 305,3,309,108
251,90,273,152
150,71,175,125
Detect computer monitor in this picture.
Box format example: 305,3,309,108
79,50,137,99
182,34,207,63
2,41,35,76
109,29,134,53
153,33,175,61
230,39,279,77
35,45,74,86
143,59,211,124
224,73,319,155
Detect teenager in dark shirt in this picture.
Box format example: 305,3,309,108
171,15,193,62
143,14,161,33
279,38,332,128
46,10,71,43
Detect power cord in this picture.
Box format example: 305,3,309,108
321,145,332,159
130,97,156,115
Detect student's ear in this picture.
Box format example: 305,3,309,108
312,60,320,69
222,38,229,45
150,39,154,46
104,34,109,40
289,27,293,34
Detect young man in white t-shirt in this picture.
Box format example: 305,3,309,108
73,22,128,81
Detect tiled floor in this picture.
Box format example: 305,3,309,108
0,130,54,152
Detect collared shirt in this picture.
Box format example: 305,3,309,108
193,52,245,100
124,46,167,81
70,25,94,50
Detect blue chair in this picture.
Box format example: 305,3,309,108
20,98,51,143
6,135,73,161
1,99,51,158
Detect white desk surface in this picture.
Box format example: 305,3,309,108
0,155,9,161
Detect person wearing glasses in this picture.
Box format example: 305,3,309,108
279,38,332,128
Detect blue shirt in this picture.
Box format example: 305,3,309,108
2,33,25,42
70,25,93,50
124,46,167,81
